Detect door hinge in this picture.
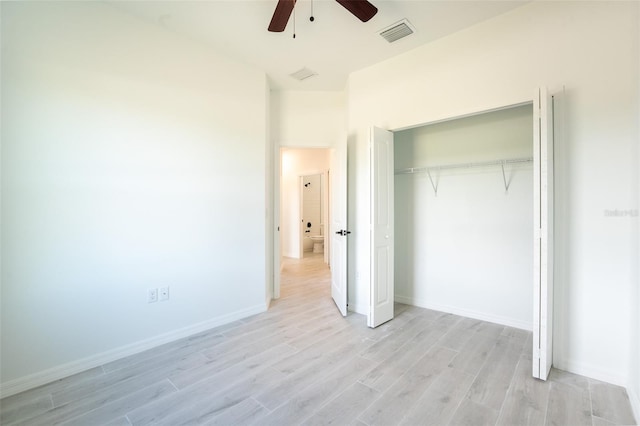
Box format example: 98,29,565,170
533,347,541,359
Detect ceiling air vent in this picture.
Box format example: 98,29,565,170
379,19,415,43
290,67,318,81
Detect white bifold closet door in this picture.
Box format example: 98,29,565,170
533,86,554,380
369,127,394,328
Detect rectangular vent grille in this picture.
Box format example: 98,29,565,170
290,67,317,81
379,19,415,43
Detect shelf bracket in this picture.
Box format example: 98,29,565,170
427,169,438,196
501,161,514,193
501,162,509,193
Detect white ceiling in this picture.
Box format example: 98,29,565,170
109,0,531,91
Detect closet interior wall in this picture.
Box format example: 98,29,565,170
394,104,534,330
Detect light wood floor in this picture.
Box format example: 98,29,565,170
1,253,637,425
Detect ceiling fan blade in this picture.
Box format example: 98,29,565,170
268,0,296,32
335,0,378,23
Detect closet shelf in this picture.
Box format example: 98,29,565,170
394,157,533,175
395,157,533,195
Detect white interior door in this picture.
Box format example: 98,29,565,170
330,139,348,316
369,127,394,328
533,87,554,380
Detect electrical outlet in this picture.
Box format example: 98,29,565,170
148,288,158,303
159,286,169,301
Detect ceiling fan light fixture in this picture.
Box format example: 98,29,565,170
379,19,415,43
290,67,318,81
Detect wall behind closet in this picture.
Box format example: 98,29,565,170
395,105,533,329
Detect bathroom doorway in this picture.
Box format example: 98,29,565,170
300,172,329,261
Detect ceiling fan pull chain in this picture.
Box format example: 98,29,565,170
293,2,296,38
310,0,314,22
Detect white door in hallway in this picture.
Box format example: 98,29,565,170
330,138,348,316
533,86,555,380
369,127,394,328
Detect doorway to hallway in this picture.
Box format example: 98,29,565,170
276,145,348,317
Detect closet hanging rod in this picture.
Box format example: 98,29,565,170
395,157,533,175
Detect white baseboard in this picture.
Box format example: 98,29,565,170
394,295,533,331
0,303,267,399
552,357,628,388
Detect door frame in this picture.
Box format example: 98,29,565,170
273,146,335,300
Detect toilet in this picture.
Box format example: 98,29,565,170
310,224,324,253
309,235,324,253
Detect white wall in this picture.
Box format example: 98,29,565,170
347,0,639,395
1,1,268,395
395,105,533,329
281,149,330,258
270,91,345,148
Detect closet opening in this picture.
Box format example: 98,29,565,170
393,103,535,331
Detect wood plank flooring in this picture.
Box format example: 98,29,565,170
1,253,637,425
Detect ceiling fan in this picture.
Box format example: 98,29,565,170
268,0,378,32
